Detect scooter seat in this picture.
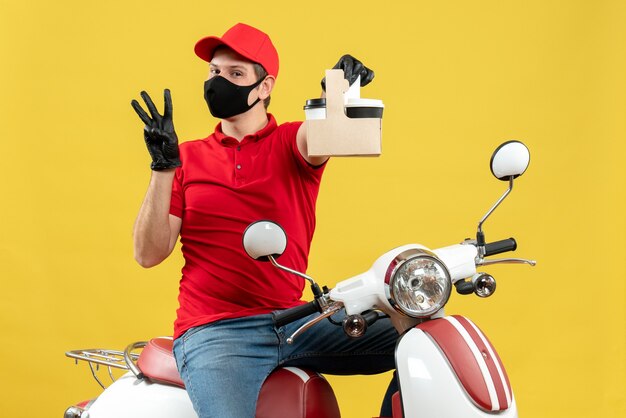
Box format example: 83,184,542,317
138,337,340,418
256,367,340,418
137,337,185,388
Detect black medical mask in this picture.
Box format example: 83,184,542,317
203,76,265,119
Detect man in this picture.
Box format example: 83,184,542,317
131,23,397,418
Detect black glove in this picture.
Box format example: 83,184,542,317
131,89,181,171
321,54,375,91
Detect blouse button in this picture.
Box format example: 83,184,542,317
236,164,242,170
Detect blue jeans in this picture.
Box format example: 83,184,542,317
172,311,399,418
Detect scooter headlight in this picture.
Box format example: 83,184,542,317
385,249,452,318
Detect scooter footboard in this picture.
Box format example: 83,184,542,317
395,315,517,418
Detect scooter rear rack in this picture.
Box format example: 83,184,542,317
66,346,142,389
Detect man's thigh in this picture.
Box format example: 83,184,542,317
173,315,280,418
278,311,399,374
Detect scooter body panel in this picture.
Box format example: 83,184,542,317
395,318,517,418
86,372,198,418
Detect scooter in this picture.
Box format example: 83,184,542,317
65,140,535,418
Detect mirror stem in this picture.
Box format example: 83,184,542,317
268,255,323,297
477,177,514,255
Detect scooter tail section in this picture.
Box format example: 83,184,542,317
84,372,198,418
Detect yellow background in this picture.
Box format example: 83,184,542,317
1,0,625,417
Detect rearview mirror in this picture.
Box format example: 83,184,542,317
490,140,530,181
242,221,287,261
477,140,531,254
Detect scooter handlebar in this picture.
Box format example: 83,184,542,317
484,238,517,256
273,300,320,328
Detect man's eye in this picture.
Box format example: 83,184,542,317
233,71,243,77
210,68,220,75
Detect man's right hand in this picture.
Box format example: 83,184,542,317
321,54,375,91
131,89,181,171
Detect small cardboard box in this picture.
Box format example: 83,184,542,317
306,69,382,157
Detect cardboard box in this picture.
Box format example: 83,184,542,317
306,69,382,157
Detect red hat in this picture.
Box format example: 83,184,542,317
194,23,279,78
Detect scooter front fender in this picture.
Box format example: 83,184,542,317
395,315,517,418
86,372,198,418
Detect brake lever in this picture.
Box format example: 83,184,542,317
286,302,343,344
477,258,536,267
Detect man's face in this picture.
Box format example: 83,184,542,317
209,47,259,86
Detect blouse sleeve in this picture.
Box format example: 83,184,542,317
169,166,184,218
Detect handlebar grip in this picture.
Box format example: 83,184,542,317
272,301,320,328
484,238,517,256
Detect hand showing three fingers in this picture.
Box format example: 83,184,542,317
131,89,181,171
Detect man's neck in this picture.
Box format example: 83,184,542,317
220,106,269,141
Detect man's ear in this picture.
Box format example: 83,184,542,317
258,76,276,100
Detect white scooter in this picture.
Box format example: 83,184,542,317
65,140,535,418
